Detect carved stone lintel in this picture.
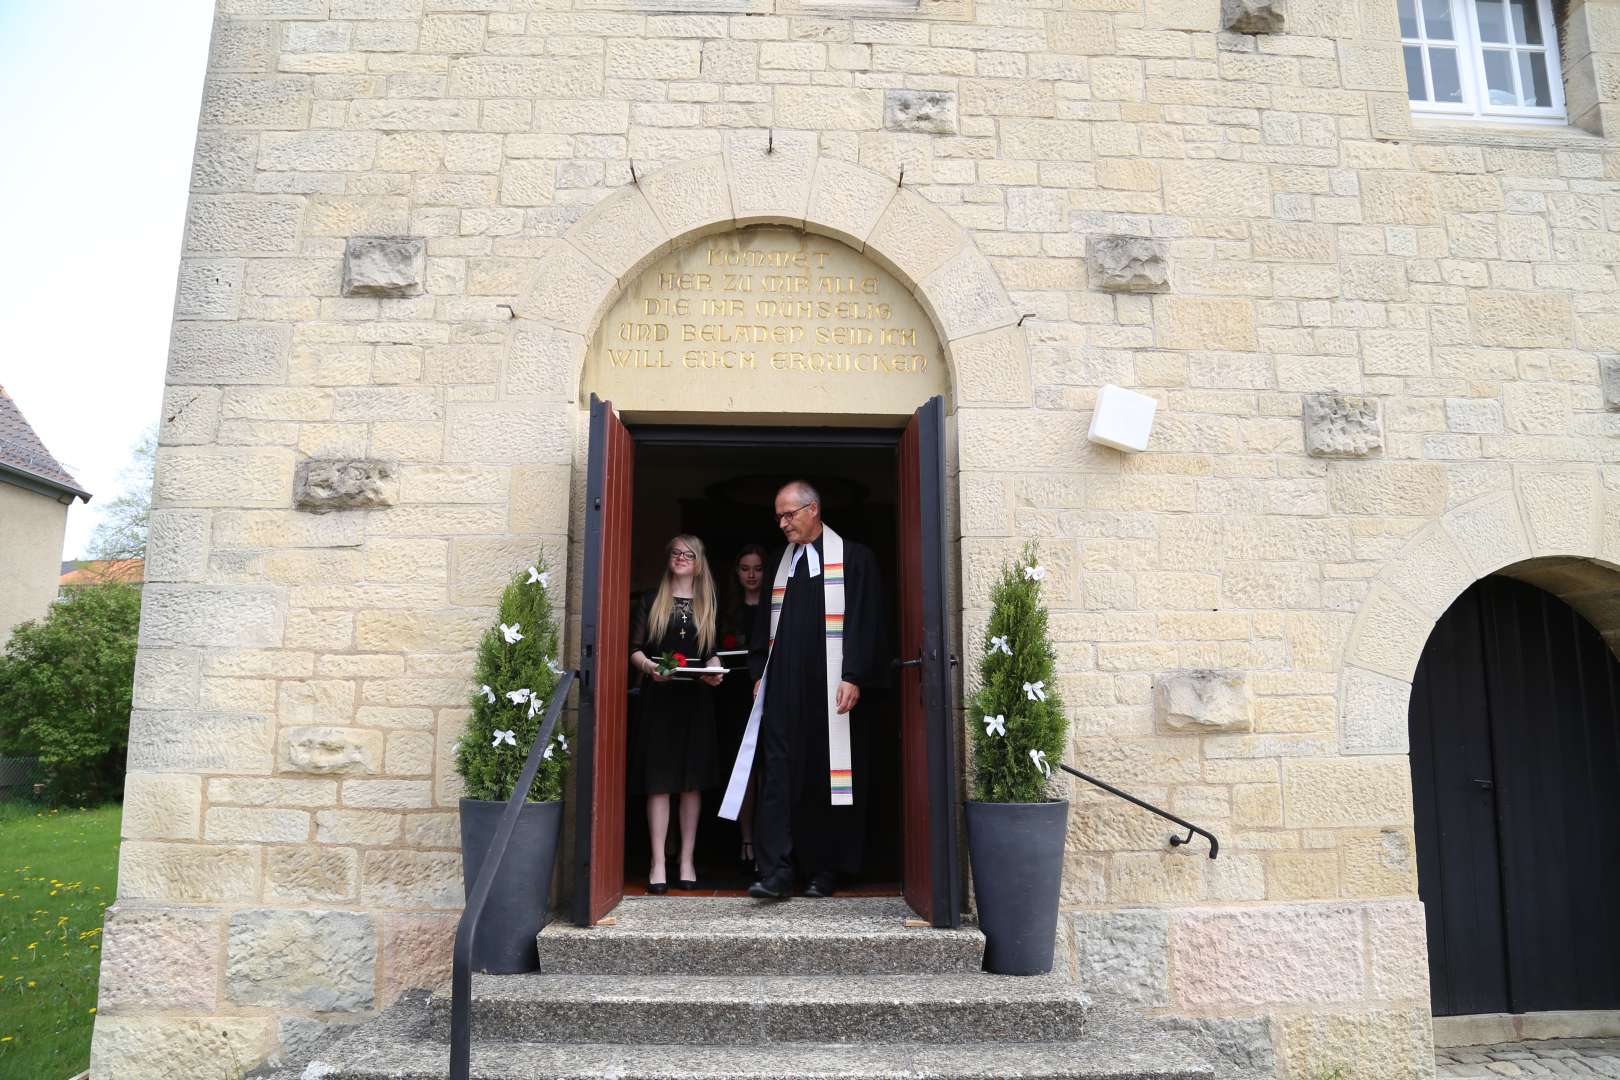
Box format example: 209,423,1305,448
1088,235,1170,294
1303,394,1383,458
883,90,958,135
1224,0,1286,33
342,236,425,297
295,459,398,512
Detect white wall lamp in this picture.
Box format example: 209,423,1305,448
1086,384,1158,452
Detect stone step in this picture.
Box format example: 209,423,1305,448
538,897,985,975
307,996,1214,1080
428,972,1090,1045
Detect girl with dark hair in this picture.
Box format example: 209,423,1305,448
718,544,767,870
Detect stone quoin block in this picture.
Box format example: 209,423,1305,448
883,89,958,134
294,458,399,512
1224,0,1286,33
226,908,375,1011
1153,670,1254,733
1088,235,1170,293
1303,394,1383,458
341,236,425,297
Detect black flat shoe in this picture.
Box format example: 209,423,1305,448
803,874,837,899
675,879,700,890
747,875,791,900
647,882,669,895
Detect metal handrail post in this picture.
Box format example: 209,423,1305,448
450,670,576,1080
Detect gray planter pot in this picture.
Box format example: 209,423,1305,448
964,799,1069,976
458,798,562,974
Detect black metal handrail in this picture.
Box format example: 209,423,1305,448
1059,761,1219,859
450,669,576,1080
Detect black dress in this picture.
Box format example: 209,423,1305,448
717,600,760,777
628,594,719,796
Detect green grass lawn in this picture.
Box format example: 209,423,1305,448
0,802,120,1079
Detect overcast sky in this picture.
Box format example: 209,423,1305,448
0,0,216,558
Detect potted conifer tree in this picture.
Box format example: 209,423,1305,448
455,560,568,973
965,544,1070,975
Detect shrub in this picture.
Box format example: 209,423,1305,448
0,584,141,805
968,543,1068,804
455,561,569,802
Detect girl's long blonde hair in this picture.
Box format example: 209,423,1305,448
648,534,717,656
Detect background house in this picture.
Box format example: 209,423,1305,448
0,386,90,642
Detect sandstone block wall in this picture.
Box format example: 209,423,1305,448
95,0,1620,1076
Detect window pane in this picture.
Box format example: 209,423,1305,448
1509,0,1542,43
1431,47,1465,102
1404,45,1429,99
1422,0,1455,39
1400,0,1420,37
1483,48,1517,103
1476,0,1509,42
1520,50,1552,105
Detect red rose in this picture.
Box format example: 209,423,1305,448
672,652,688,667
722,634,738,649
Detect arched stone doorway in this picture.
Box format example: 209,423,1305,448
513,150,1012,928
1409,570,1620,1018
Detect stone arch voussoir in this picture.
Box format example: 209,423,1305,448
509,146,1031,410
1338,463,1620,755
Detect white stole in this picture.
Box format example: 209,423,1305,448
718,525,852,819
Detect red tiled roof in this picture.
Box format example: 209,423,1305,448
0,386,90,502
59,559,144,588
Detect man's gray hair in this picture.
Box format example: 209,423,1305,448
783,479,821,508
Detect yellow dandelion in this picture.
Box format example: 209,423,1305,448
24,982,33,989
25,944,35,951
1,1035,11,1042
88,1008,96,1014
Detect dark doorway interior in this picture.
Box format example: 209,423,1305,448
619,426,904,894
1411,574,1620,1016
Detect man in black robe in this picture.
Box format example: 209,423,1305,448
747,480,885,900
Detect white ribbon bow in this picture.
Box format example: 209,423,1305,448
500,622,523,644
1029,748,1051,777
526,566,541,585
527,695,544,720
543,742,555,760
478,684,496,704
1023,564,1046,582
544,656,566,677
989,635,1012,656
491,729,517,749
557,733,568,752
1024,680,1047,702
506,688,532,706
983,714,1006,737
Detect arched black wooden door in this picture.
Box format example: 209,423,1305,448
1411,575,1620,1016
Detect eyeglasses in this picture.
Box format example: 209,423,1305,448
669,549,696,562
774,502,814,525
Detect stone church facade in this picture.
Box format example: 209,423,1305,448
93,0,1620,1076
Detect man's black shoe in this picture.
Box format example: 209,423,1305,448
803,874,837,899
747,875,792,900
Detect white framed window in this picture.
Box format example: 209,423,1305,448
1402,0,1566,122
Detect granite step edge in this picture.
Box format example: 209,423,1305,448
423,973,1086,1045
536,930,986,974
314,1028,1210,1080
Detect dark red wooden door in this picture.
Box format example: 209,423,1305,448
573,395,634,926
896,396,960,927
